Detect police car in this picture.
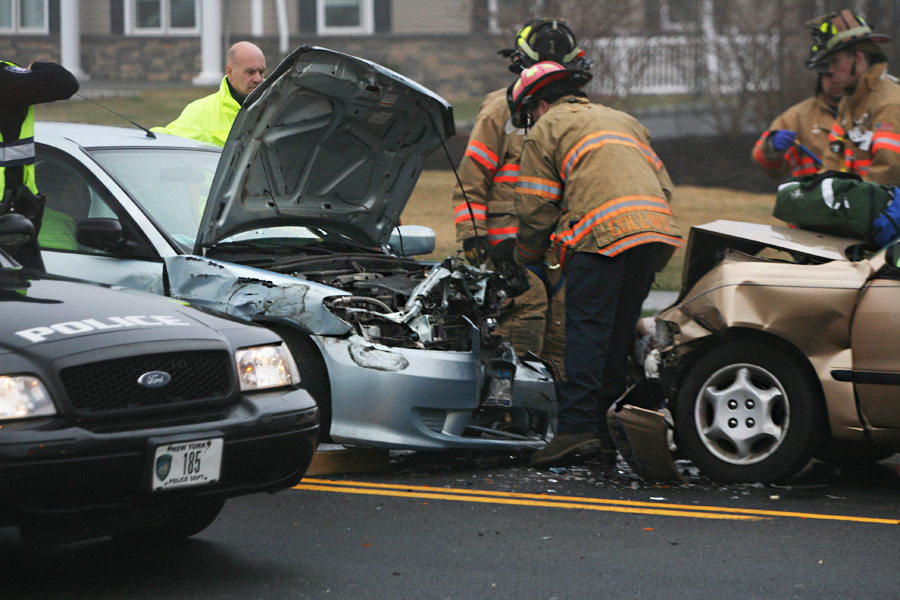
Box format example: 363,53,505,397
0,214,318,543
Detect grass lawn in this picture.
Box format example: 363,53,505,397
402,170,779,291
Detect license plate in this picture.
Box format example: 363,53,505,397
151,438,223,491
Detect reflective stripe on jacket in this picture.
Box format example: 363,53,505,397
752,93,834,179
823,63,900,185
514,97,683,268
0,60,37,200
151,76,241,147
451,89,525,246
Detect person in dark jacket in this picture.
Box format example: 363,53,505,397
0,59,79,269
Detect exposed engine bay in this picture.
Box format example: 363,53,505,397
268,253,520,352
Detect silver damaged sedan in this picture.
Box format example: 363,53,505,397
35,46,556,451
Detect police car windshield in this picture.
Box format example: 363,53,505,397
88,148,219,249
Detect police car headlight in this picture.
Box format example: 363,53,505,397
235,343,299,391
0,375,56,420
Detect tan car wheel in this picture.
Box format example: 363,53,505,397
675,341,826,484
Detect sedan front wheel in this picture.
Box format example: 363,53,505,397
674,341,826,484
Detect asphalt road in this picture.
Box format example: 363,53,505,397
4,452,900,600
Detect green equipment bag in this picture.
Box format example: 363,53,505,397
774,171,893,240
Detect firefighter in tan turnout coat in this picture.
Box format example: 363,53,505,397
751,72,841,179
806,9,900,185
499,62,683,468
452,19,589,375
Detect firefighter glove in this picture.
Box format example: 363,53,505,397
491,238,517,266
462,237,490,266
770,130,797,152
873,189,900,247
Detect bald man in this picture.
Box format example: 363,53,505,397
152,41,266,147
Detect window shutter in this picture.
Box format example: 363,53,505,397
300,0,317,33
49,0,60,34
111,0,125,34
374,0,391,33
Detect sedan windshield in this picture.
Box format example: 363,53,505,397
89,147,219,248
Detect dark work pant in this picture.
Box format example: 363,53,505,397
558,244,665,439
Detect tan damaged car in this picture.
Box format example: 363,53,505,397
609,220,900,484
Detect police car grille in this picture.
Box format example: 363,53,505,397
60,350,234,414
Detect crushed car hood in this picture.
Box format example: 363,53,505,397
677,220,870,302
196,46,455,252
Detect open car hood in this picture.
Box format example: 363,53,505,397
195,46,455,251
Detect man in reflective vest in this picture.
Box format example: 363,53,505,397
451,19,589,376
152,42,266,147
0,59,78,269
503,62,683,468
807,9,900,185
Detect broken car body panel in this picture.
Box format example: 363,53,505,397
615,219,900,482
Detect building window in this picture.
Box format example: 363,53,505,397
127,0,199,35
316,0,373,35
660,0,699,32
0,0,48,34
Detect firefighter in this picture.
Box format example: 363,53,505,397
0,59,79,269
806,9,900,185
451,19,589,376
152,41,266,147
500,62,683,468
751,50,843,179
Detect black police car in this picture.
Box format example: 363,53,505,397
0,214,318,544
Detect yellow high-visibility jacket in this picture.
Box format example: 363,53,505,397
823,63,900,185
151,77,241,147
514,96,683,268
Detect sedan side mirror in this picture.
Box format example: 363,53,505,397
387,225,436,257
76,218,125,253
0,213,35,247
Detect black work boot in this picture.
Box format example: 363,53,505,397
529,433,604,468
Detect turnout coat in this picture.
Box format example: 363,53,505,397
823,63,900,185
513,96,683,268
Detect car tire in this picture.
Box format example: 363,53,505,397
113,499,225,543
270,326,332,443
674,341,825,484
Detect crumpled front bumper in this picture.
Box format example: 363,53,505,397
316,334,557,450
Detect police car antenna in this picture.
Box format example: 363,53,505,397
75,93,157,139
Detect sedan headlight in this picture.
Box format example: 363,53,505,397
235,343,299,391
0,375,56,420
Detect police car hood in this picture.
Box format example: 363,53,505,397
196,46,455,251
0,270,243,353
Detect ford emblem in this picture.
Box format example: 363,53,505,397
138,371,172,388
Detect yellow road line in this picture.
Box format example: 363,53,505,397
295,483,763,520
297,478,900,525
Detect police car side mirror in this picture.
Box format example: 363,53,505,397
76,218,126,253
0,213,35,247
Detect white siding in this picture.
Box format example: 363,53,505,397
392,0,470,34
80,1,110,35
226,0,300,36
